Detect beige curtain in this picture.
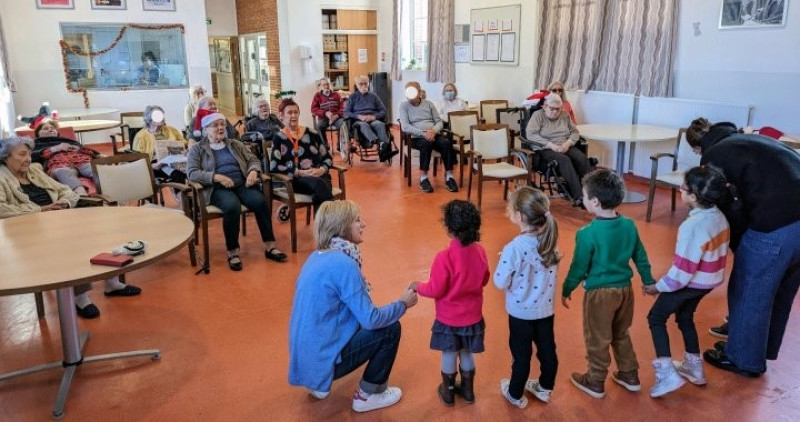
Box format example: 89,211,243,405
535,0,679,97
0,15,14,92
426,0,455,83
390,0,403,81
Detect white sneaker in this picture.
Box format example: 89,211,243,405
352,387,402,413
650,358,686,398
500,379,529,409
674,352,707,386
307,389,329,399
525,379,552,403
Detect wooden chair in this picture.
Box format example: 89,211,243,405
467,124,533,209
447,110,480,187
396,120,442,187
646,128,694,222
262,139,348,253
312,114,340,151
110,112,145,154
479,100,509,124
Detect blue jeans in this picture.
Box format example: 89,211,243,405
353,120,389,146
333,321,401,394
726,221,800,373
210,184,275,251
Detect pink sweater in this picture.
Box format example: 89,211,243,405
416,239,490,327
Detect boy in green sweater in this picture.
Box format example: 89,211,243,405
562,169,655,399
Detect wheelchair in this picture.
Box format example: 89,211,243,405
337,117,398,166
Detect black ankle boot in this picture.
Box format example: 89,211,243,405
458,368,475,403
438,372,456,406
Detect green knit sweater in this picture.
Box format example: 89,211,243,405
562,215,655,298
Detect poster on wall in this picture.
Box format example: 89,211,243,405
719,0,788,29
500,33,516,62
470,4,520,66
36,0,74,9
471,34,485,61
91,0,126,10
485,33,500,61
142,0,176,12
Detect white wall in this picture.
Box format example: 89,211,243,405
0,0,212,143
205,0,238,37
674,0,800,133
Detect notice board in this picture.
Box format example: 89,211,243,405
469,4,520,66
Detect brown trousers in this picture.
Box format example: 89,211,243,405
583,286,639,382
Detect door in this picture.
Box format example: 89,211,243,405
239,33,271,118
347,34,377,87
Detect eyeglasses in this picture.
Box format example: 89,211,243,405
356,82,369,86
545,105,562,112
551,88,564,93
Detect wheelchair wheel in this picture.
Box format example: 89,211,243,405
276,204,290,223
338,124,351,164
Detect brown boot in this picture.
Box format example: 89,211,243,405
438,372,456,406
457,368,475,404
569,372,605,399
612,370,641,392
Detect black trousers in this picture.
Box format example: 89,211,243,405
508,315,558,399
536,147,592,200
647,287,711,357
410,135,455,172
291,174,333,212
210,184,275,251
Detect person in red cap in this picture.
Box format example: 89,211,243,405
189,97,237,141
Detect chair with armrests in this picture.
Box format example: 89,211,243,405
479,100,509,124
396,119,442,187
110,112,145,154
447,110,480,187
338,117,397,166
646,128,693,222
467,124,533,209
262,138,348,252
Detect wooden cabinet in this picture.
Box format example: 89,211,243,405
321,9,378,93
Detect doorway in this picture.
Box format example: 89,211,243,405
239,33,270,118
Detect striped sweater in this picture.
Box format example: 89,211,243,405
655,206,730,292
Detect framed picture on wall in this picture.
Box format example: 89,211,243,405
91,0,126,10
719,0,788,29
142,0,176,12
36,0,74,9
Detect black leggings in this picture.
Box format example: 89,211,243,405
647,288,711,357
508,315,558,399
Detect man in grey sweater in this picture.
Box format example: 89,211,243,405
344,75,397,162
398,81,458,193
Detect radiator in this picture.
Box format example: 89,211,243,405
572,90,636,168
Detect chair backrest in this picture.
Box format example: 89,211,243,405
470,124,510,161
673,128,699,172
448,111,480,141
16,127,77,141
495,107,524,137
480,100,509,124
91,152,157,204
121,111,145,140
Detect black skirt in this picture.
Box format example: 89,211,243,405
429,318,485,353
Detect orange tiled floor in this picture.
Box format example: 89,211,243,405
1,148,799,421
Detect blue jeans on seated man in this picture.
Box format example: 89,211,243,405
210,183,276,251
410,135,456,172
353,120,389,147
333,321,402,394
725,221,800,373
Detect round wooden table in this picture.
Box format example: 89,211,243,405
578,124,678,203
0,207,193,419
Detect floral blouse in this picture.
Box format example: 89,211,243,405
269,127,333,177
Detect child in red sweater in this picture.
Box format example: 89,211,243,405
410,200,490,406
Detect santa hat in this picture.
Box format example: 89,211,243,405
201,112,226,129
756,126,784,140
526,89,551,102
193,108,215,137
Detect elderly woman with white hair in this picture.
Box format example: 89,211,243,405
189,96,238,142
311,77,344,137
0,137,141,318
133,105,189,183
524,94,591,206
183,84,207,129
187,112,286,271
245,98,283,143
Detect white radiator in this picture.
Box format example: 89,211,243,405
571,90,636,168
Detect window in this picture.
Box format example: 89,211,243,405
60,23,188,91
402,0,428,70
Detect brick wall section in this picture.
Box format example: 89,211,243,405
236,0,282,110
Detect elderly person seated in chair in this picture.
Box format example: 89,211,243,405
32,119,100,196
524,93,592,207
187,112,286,271
270,98,335,213
311,77,345,137
344,75,397,163
133,105,190,184
189,96,238,142
398,81,459,194
0,137,141,319
245,98,284,143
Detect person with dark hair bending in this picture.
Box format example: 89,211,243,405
643,166,731,398
685,118,800,378
270,98,334,212
410,200,490,406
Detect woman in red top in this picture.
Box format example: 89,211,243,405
310,77,344,139
547,81,577,124
410,200,490,407
33,120,99,196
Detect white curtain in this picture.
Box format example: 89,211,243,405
426,0,455,83
390,0,403,81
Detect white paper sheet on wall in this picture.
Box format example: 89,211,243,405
472,34,485,61
500,33,516,62
486,33,500,61
358,49,368,63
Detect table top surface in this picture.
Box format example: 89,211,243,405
578,124,678,142
15,119,120,133
0,207,193,296
57,108,119,119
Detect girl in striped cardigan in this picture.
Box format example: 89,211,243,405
644,166,732,398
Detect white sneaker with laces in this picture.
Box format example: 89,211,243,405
500,379,529,409
525,379,552,403
650,358,686,398
673,352,707,385
307,389,329,399
351,387,402,413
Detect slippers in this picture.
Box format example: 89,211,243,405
228,253,243,271
76,303,100,319
104,284,142,297
265,247,288,263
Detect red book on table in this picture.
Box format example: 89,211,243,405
90,253,133,267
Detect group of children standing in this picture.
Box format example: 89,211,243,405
412,166,731,408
